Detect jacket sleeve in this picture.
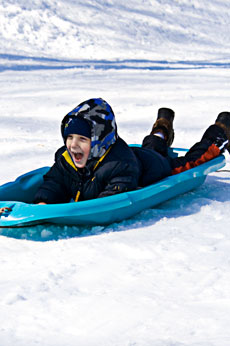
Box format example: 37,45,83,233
97,161,139,198
33,163,71,204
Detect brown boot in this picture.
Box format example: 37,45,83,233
215,111,230,152
150,107,175,146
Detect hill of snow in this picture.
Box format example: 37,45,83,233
1,0,230,60
0,1,230,346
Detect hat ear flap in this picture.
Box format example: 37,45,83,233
61,114,71,142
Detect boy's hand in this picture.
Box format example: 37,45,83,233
98,191,118,198
0,207,12,214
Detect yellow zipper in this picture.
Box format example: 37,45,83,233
75,190,81,202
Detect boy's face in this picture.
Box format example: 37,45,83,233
66,134,91,168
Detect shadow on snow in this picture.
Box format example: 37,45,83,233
1,54,230,72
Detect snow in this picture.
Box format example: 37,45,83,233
0,0,230,345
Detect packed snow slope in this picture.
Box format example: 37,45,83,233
0,1,230,346
1,0,230,61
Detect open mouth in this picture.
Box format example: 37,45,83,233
71,151,83,162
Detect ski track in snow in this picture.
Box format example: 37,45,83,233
1,54,230,72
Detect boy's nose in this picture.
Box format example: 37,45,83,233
71,138,80,147
72,137,79,143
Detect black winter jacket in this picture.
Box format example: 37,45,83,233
34,138,141,204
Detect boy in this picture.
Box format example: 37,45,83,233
34,98,230,204
34,98,142,204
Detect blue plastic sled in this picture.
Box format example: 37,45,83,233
0,148,225,228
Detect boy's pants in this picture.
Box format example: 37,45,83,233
142,124,228,175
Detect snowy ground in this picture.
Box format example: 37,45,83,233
1,1,230,345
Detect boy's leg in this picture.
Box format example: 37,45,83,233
142,107,175,157
171,112,230,175
215,111,230,152
142,109,230,175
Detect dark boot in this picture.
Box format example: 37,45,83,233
150,107,175,147
215,111,230,152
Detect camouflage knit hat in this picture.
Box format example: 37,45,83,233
61,98,118,159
